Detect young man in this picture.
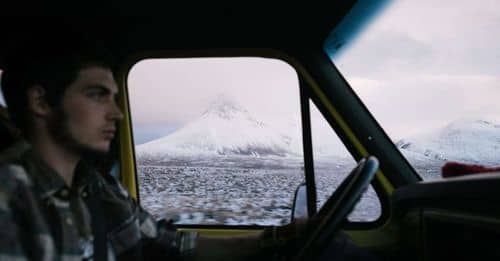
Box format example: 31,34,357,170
0,31,302,260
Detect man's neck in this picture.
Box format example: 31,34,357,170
31,136,80,187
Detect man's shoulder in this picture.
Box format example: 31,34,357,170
0,142,33,196
0,141,30,166
0,162,32,185
0,164,33,213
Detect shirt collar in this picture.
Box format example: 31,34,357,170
22,149,97,199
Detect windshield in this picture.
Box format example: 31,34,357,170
325,0,500,180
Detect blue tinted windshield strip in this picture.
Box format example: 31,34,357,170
324,0,390,59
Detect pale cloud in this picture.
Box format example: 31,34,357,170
349,73,500,138
337,0,500,76
334,0,500,139
347,78,383,89
127,57,300,126
377,0,500,44
335,30,434,77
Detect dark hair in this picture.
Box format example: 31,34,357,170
1,29,116,132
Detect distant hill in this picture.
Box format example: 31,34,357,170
396,119,500,165
136,98,303,160
137,98,499,167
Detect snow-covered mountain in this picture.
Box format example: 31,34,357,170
136,99,303,159
396,119,500,165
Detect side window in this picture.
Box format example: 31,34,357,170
310,101,381,222
128,58,305,225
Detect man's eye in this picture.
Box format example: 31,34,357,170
87,91,106,100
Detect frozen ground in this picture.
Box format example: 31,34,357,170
137,156,404,225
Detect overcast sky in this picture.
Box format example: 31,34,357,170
126,0,499,143
128,58,303,144
333,0,500,139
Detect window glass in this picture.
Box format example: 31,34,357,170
310,101,381,221
325,1,500,180
128,58,305,225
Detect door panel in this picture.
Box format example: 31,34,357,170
392,173,500,260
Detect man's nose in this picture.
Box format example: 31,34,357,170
108,102,124,121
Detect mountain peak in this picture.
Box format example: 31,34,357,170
136,96,305,158
202,97,248,120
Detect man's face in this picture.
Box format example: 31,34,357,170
50,66,123,155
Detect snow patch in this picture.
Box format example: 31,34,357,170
136,98,304,159
397,118,500,165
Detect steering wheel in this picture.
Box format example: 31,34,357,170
293,156,379,261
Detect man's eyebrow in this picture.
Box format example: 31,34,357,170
86,84,120,103
85,84,118,95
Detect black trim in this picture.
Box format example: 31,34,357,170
300,77,318,217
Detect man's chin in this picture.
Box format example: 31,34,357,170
89,147,110,155
86,144,111,155
70,142,111,160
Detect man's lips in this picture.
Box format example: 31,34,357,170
102,129,116,139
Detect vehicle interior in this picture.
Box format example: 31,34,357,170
1,2,500,260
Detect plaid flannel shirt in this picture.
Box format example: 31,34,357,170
0,143,196,260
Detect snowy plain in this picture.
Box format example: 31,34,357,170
137,155,382,225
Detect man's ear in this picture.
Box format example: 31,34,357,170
26,85,52,117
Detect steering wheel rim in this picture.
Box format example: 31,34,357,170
293,156,379,261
